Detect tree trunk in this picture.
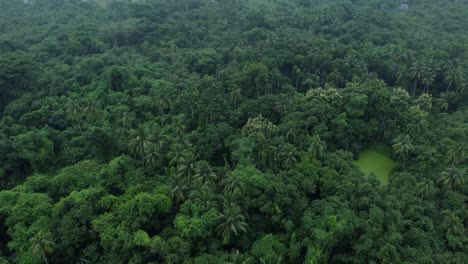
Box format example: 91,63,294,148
42,253,48,264
412,80,418,95
160,108,164,126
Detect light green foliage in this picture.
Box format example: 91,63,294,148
251,234,286,263
175,208,220,239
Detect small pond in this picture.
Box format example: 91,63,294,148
353,149,396,185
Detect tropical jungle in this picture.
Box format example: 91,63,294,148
0,0,466,263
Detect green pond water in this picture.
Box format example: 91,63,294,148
353,150,396,185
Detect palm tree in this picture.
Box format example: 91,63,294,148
273,100,289,116
421,61,439,93
438,91,460,112
128,127,151,163
170,180,189,204
455,80,466,94
416,179,435,203
396,65,409,90
225,250,256,264
440,210,463,237
392,134,414,164
30,231,54,264
444,67,461,91
281,144,297,169
286,127,297,144
156,94,172,125
446,144,465,166
308,135,326,159
188,185,218,209
66,99,82,132
150,130,168,151
440,168,464,190
229,87,242,106
122,111,130,129
144,143,161,167
409,61,425,95
216,204,248,245
174,119,186,136
222,174,243,198
83,99,99,121
177,152,197,182
406,118,428,137
168,142,186,167
194,161,217,187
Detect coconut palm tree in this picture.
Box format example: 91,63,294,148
438,91,460,112
446,144,465,167
416,179,435,203
396,65,410,90
409,61,425,95
177,151,197,182
150,130,168,151
406,118,428,137
421,65,436,93
194,160,218,187
174,118,186,136
144,143,161,167
440,210,463,237
156,94,172,125
168,142,186,167
83,99,99,122
222,174,244,197
30,231,55,264
66,99,83,132
188,185,218,209
170,180,189,204
440,168,464,190
128,127,151,163
225,249,256,264
308,135,326,159
444,66,461,91
216,204,248,245
229,87,242,106
273,100,289,116
281,144,297,169
286,127,297,144
392,134,414,164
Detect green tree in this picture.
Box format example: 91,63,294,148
194,161,217,187
169,142,187,167
216,204,248,245
406,118,428,137
128,127,151,164
177,152,198,183
446,144,465,167
65,99,82,132
228,87,243,106
171,180,189,204
392,134,414,164
280,143,297,169
144,143,161,168
440,168,464,190
156,94,172,125
222,174,244,198
416,179,435,203
83,98,99,122
409,61,424,95
30,231,55,264
308,135,326,159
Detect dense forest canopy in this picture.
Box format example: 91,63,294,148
0,0,467,263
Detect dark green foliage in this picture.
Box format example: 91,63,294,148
0,0,467,263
